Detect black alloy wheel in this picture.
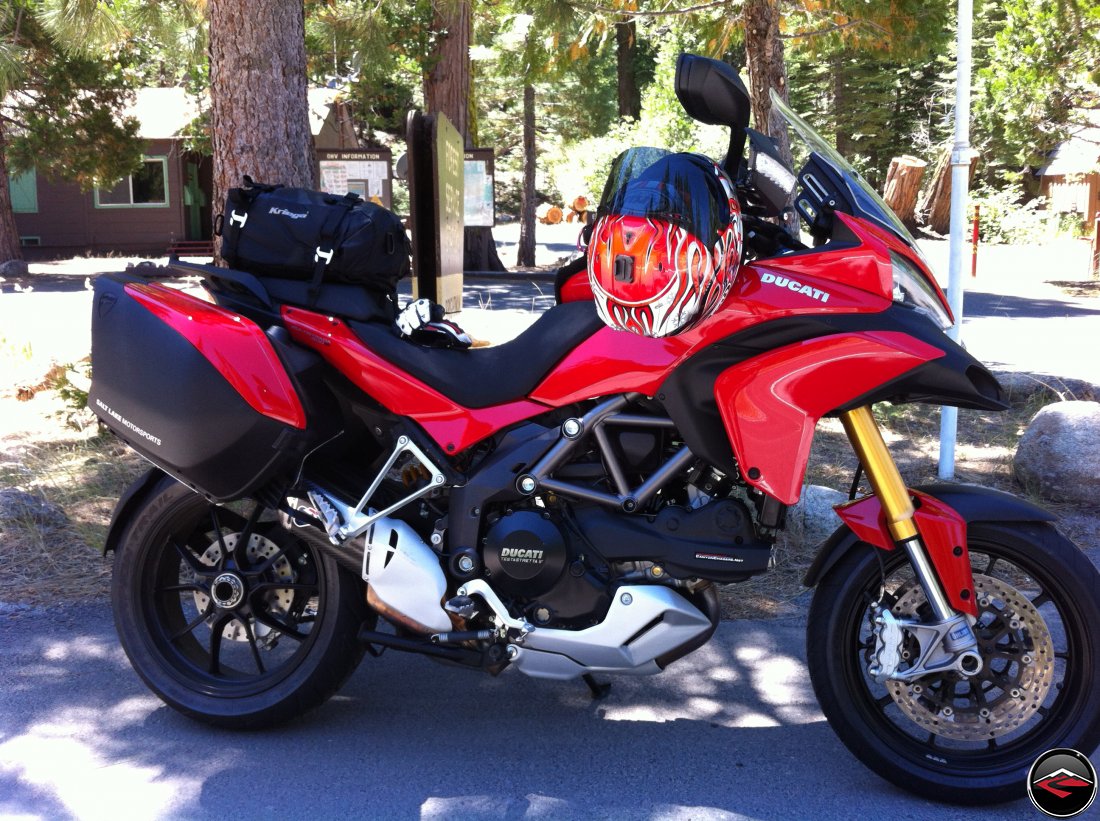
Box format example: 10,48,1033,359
807,521,1100,805
111,476,370,728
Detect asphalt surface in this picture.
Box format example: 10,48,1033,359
0,603,1037,821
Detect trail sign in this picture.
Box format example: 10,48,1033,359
407,111,464,314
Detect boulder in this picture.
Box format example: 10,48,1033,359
1014,401,1100,504
0,488,68,528
0,259,29,278
787,484,847,547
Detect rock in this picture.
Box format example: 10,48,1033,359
787,484,847,547
0,488,68,528
0,259,29,278
1014,401,1100,504
995,371,1098,402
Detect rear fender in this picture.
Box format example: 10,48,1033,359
102,467,169,555
804,484,1056,615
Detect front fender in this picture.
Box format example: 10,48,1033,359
102,467,169,555
803,483,1055,602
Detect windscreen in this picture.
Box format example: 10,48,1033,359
769,90,922,251
597,148,730,248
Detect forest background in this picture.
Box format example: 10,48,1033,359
0,0,1097,266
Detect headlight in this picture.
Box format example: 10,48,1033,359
890,251,952,330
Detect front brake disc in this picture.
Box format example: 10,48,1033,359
884,573,1055,741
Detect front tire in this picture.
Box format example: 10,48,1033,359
111,477,370,728
808,521,1100,804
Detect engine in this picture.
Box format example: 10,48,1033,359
481,509,610,627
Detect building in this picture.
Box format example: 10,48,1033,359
1038,110,1100,231
10,87,358,258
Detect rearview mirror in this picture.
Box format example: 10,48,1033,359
674,54,751,174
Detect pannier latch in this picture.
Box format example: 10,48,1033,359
229,210,248,229
314,247,334,265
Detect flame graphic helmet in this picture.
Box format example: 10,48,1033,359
588,149,743,337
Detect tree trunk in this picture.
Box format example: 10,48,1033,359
424,0,471,140
882,155,928,230
208,0,315,261
742,0,798,233
832,52,853,159
517,84,537,268
616,19,641,121
919,149,978,235
423,2,502,272
0,121,24,264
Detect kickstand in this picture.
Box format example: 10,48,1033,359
582,673,611,700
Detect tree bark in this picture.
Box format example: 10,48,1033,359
616,19,641,121
424,0,471,141
517,84,537,268
0,121,24,264
919,149,978,235
208,0,315,260
742,0,798,233
882,155,927,230
423,1,503,272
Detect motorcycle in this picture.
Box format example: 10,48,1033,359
91,54,1100,805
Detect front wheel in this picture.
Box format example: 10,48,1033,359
111,476,370,728
808,521,1100,804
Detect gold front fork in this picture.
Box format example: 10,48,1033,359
839,405,954,621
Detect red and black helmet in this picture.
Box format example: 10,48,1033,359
588,149,742,337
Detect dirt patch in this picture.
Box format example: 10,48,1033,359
1047,279,1100,299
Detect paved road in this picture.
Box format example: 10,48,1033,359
0,603,1032,821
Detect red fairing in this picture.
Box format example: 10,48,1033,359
532,216,894,407
713,331,944,506
281,307,547,453
559,270,594,303
835,491,976,617
126,283,306,429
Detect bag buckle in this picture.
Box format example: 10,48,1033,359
314,247,334,265
229,210,248,228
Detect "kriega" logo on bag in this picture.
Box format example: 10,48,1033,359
268,207,309,219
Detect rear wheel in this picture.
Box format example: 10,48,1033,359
111,476,370,728
808,521,1100,804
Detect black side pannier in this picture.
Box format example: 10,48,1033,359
219,178,410,297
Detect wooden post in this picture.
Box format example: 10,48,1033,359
971,204,979,278
882,155,927,230
1091,213,1099,279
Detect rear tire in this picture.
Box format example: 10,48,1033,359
808,521,1100,804
111,476,370,728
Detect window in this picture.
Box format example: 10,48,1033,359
95,158,169,207
10,168,37,213
19,236,40,247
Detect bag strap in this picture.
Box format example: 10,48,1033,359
308,193,360,304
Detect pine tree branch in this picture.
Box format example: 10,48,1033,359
581,0,736,19
779,18,887,41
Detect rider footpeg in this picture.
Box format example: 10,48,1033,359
444,595,479,619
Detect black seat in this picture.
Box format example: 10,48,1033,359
349,301,605,408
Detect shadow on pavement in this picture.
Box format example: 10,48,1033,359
964,290,1100,320
0,605,1023,820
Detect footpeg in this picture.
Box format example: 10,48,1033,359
444,595,479,619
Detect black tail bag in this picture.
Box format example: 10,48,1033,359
219,179,410,296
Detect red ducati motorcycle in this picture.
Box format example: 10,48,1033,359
92,55,1099,804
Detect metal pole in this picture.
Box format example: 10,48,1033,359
938,0,974,480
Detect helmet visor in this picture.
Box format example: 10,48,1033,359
597,148,730,248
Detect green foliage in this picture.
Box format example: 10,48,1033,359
2,8,144,191
973,0,1100,189
968,186,1055,245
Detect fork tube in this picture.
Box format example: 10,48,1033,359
840,406,955,621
